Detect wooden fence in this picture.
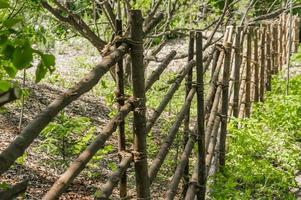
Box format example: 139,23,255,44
0,10,300,200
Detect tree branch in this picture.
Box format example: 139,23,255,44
41,1,107,52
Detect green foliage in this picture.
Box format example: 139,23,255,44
210,75,301,199
0,79,10,92
292,45,301,63
0,0,55,92
16,152,28,165
37,114,96,165
0,182,10,190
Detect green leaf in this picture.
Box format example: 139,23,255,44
12,42,33,69
0,35,8,46
3,18,22,28
35,62,47,83
0,80,11,92
2,44,15,59
0,0,9,9
41,54,55,68
3,65,17,78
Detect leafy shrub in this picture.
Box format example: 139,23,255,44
38,114,96,166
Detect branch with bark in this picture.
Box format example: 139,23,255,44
41,1,107,52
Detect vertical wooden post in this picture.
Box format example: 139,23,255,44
259,26,266,102
270,25,275,75
211,46,220,79
272,24,279,75
283,13,288,65
219,42,231,167
253,28,259,102
195,31,206,200
130,10,151,199
237,29,248,118
292,16,298,53
245,28,252,117
295,17,300,51
278,21,283,71
286,1,293,96
182,32,194,197
266,24,272,91
232,26,243,117
115,19,127,198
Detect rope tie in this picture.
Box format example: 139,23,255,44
218,113,227,122
131,97,146,113
102,35,143,55
215,81,222,87
192,82,203,88
189,129,199,139
222,82,229,88
118,151,132,158
132,151,147,163
115,92,128,104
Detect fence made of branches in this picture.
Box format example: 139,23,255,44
0,8,300,200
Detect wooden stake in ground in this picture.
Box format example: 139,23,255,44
182,31,194,197
219,41,231,167
130,10,151,199
286,0,293,95
272,24,279,75
245,28,252,117
253,28,259,102
232,26,243,117
259,26,266,102
266,24,272,91
211,46,220,79
115,19,127,198
195,31,206,200
278,21,283,71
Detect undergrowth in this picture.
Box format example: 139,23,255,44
209,75,301,199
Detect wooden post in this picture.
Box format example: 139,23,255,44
270,25,275,75
245,28,252,117
278,21,283,71
266,24,272,91
295,17,300,51
259,26,266,102
211,46,220,79
286,2,293,96
237,29,248,118
283,13,288,65
232,26,243,117
115,19,127,198
272,24,279,75
253,28,259,102
195,31,206,200
130,10,151,199
292,16,298,53
182,31,194,197
219,42,231,167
